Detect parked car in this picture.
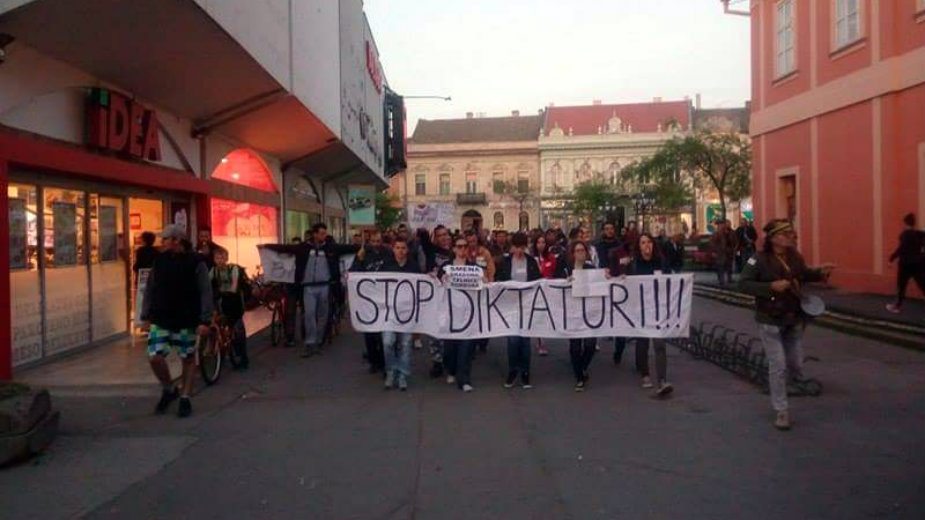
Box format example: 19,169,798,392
685,234,716,270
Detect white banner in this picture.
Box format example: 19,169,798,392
407,203,455,229
348,272,693,339
257,247,296,283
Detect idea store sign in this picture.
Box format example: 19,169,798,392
85,88,162,162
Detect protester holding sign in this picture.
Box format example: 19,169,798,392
530,234,558,356
438,237,485,392
350,231,392,374
261,223,359,358
555,241,599,392
465,229,496,355
626,233,674,398
496,232,541,389
378,238,421,391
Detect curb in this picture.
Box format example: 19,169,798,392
694,284,925,351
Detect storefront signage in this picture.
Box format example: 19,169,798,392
9,198,27,269
347,184,376,227
365,41,383,94
52,202,77,266
86,88,162,162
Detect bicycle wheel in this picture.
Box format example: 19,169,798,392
199,331,222,385
270,304,283,347
226,324,245,369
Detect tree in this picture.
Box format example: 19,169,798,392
374,190,402,230
571,174,623,226
622,131,751,222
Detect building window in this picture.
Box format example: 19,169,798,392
493,211,504,229
775,0,796,77
834,0,861,49
517,171,529,193
466,172,478,194
439,173,451,195
519,211,529,230
415,174,426,196
493,172,505,194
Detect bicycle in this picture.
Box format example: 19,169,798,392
198,312,245,385
252,267,287,347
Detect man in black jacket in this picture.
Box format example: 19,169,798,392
141,224,214,418
350,231,392,373
496,232,540,388
261,223,359,357
594,221,621,269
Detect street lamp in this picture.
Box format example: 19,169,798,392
633,190,657,232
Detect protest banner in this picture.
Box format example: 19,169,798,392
444,265,484,290
407,203,455,229
348,272,693,339
257,247,296,283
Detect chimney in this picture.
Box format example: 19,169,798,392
695,93,702,109
592,99,602,105
466,112,474,119
511,110,520,117
653,97,662,103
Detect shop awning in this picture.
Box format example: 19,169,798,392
0,0,335,162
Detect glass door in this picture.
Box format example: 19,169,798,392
90,194,128,342
8,183,43,365
43,187,90,355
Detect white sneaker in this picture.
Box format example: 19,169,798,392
885,303,901,314
462,384,474,393
446,375,456,385
384,372,394,389
641,376,654,389
413,339,423,349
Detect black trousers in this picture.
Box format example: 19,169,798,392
444,340,475,386
364,332,384,370
569,338,597,382
897,262,925,305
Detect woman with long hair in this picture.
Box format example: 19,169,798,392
554,240,598,391
532,234,558,356
626,232,674,398
438,236,483,393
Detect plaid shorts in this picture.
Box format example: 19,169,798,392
147,324,197,359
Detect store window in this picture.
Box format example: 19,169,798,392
286,210,321,242
90,194,127,341
211,149,277,192
211,199,278,275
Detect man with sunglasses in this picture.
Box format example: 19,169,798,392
141,224,214,418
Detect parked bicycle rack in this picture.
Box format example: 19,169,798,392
666,321,823,397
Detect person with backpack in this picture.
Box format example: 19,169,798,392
210,247,250,369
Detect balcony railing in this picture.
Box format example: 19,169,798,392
457,192,487,205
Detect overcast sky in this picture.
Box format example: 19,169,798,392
365,0,751,133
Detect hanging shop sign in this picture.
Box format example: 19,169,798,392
347,184,376,227
86,88,162,162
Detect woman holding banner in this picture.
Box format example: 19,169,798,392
496,232,541,389
626,233,674,398
555,241,598,392
531,234,559,356
438,237,484,392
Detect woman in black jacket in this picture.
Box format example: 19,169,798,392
438,237,483,393
555,240,598,392
496,232,541,389
626,233,674,398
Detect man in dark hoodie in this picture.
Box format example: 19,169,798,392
261,223,359,357
141,224,214,418
350,231,392,373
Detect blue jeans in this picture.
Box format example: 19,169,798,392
382,331,412,378
506,336,531,376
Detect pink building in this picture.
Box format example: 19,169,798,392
748,0,925,296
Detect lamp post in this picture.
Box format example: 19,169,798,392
633,190,656,233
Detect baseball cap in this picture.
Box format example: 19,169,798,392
160,224,186,240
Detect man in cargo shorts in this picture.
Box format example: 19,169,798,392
141,224,214,418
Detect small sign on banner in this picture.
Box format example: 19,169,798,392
257,247,296,283
445,264,484,290
571,269,610,298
